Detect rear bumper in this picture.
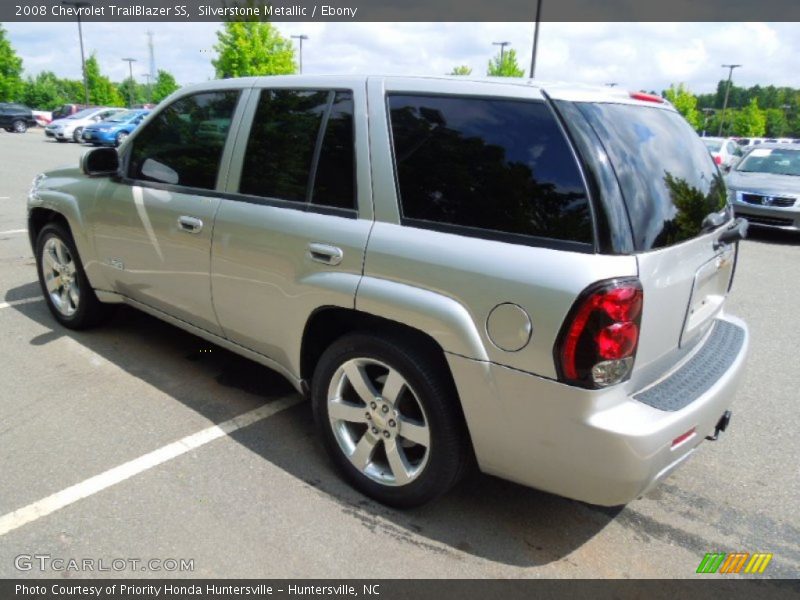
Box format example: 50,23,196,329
447,314,749,506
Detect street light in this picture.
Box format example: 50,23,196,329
61,0,91,106
122,58,137,108
529,0,543,78
718,64,742,136
492,41,510,63
291,34,309,74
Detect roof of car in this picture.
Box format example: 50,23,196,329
171,75,677,110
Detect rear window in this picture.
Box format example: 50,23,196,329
388,94,593,248
577,103,726,250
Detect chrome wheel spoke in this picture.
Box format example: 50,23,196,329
349,432,378,471
45,274,61,293
384,440,413,485
343,362,379,404
381,368,405,406
329,400,367,423
43,249,59,272
399,417,430,447
68,283,79,307
54,241,68,265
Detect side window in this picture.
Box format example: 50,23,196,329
239,89,356,210
128,91,239,191
239,90,328,203
388,94,593,245
312,91,356,210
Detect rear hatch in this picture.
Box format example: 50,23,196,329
569,99,735,386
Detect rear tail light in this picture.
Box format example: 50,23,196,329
555,278,643,388
713,155,722,165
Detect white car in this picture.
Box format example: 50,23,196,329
44,107,125,143
701,136,743,171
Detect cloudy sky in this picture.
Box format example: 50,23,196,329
4,22,799,94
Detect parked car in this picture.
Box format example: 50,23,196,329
51,104,92,120
31,110,53,127
82,109,150,147
27,76,749,508
0,103,38,133
701,136,743,170
45,107,126,143
726,143,800,231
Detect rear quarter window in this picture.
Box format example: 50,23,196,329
576,103,727,250
387,94,593,249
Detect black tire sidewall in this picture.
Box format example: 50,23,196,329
312,333,467,507
35,223,99,329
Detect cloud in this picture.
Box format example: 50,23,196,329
4,21,798,94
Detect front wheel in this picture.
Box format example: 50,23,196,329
312,333,471,507
12,119,27,133
35,223,110,329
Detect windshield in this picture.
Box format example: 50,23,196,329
702,139,722,152
106,111,139,123
736,148,800,176
68,108,98,120
576,103,726,251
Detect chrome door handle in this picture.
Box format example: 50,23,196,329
308,243,343,266
178,216,203,233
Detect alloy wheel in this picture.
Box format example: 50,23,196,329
42,236,80,317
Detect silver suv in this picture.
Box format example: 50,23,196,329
27,76,749,507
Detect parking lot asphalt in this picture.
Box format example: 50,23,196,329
0,129,798,579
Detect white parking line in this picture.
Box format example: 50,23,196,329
0,396,302,537
0,229,27,235
0,297,42,309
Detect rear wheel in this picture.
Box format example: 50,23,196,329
35,223,110,329
72,127,83,142
12,119,27,133
115,131,128,146
312,332,471,507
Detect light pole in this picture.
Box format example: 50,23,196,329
529,0,543,78
492,41,510,64
143,73,152,104
291,34,309,74
122,58,137,108
62,0,91,106
718,64,741,136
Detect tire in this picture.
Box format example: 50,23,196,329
312,332,471,508
72,127,83,142
35,222,110,330
12,119,27,133
115,131,128,146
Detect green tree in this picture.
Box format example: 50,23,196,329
664,83,701,130
117,77,146,107
764,108,788,137
0,24,24,102
487,48,525,78
212,22,295,78
85,54,124,106
449,65,472,76
150,69,179,103
731,98,766,137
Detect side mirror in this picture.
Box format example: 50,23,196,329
81,147,119,177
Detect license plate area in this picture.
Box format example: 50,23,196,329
681,245,735,346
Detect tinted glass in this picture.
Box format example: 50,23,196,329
577,103,726,250
388,94,592,245
312,91,356,210
128,91,239,190
240,90,328,202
